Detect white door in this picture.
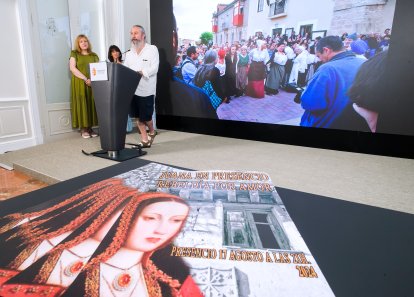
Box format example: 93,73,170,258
29,0,107,143
0,0,42,155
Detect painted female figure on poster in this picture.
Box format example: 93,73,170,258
0,191,203,297
63,193,202,297
0,179,136,287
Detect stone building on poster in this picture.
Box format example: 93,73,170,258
119,163,334,297
212,0,395,45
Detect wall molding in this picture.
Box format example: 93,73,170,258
0,97,28,102
17,0,44,145
0,137,37,154
0,105,28,138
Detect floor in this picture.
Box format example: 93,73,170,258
0,167,48,201
217,89,303,124
1,129,414,215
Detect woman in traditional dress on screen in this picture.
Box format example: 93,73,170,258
235,46,250,96
215,48,229,103
246,39,269,98
265,42,287,95
0,178,137,286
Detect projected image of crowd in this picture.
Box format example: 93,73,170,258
173,29,391,132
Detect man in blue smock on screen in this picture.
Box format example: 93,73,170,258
181,46,199,84
299,36,366,131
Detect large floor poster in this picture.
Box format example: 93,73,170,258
0,163,334,296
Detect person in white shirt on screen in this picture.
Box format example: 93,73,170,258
124,25,159,148
283,42,296,87
289,46,308,87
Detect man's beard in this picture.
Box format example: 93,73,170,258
131,39,143,49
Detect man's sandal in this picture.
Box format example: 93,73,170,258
148,131,157,145
131,140,151,149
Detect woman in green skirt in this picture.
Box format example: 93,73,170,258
69,35,99,138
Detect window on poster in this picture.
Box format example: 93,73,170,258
226,211,251,248
236,190,251,203
225,209,290,250
189,190,205,200
213,190,228,201
252,212,280,249
247,210,290,249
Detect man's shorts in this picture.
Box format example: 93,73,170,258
130,95,154,122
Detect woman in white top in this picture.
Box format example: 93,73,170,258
289,46,308,87
265,42,288,95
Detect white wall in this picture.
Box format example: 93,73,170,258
383,0,397,31
0,1,26,99
68,0,106,60
122,0,150,51
0,0,40,154
103,0,124,52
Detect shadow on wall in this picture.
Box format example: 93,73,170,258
235,267,250,297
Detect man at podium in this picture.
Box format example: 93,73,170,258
124,25,160,148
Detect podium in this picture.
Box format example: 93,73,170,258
90,62,145,161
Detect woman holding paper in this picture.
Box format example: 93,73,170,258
69,34,100,138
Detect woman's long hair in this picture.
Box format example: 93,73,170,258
3,196,131,284
0,178,137,269
107,45,123,63
0,179,121,234
74,34,93,54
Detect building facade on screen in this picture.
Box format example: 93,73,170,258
212,0,396,44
